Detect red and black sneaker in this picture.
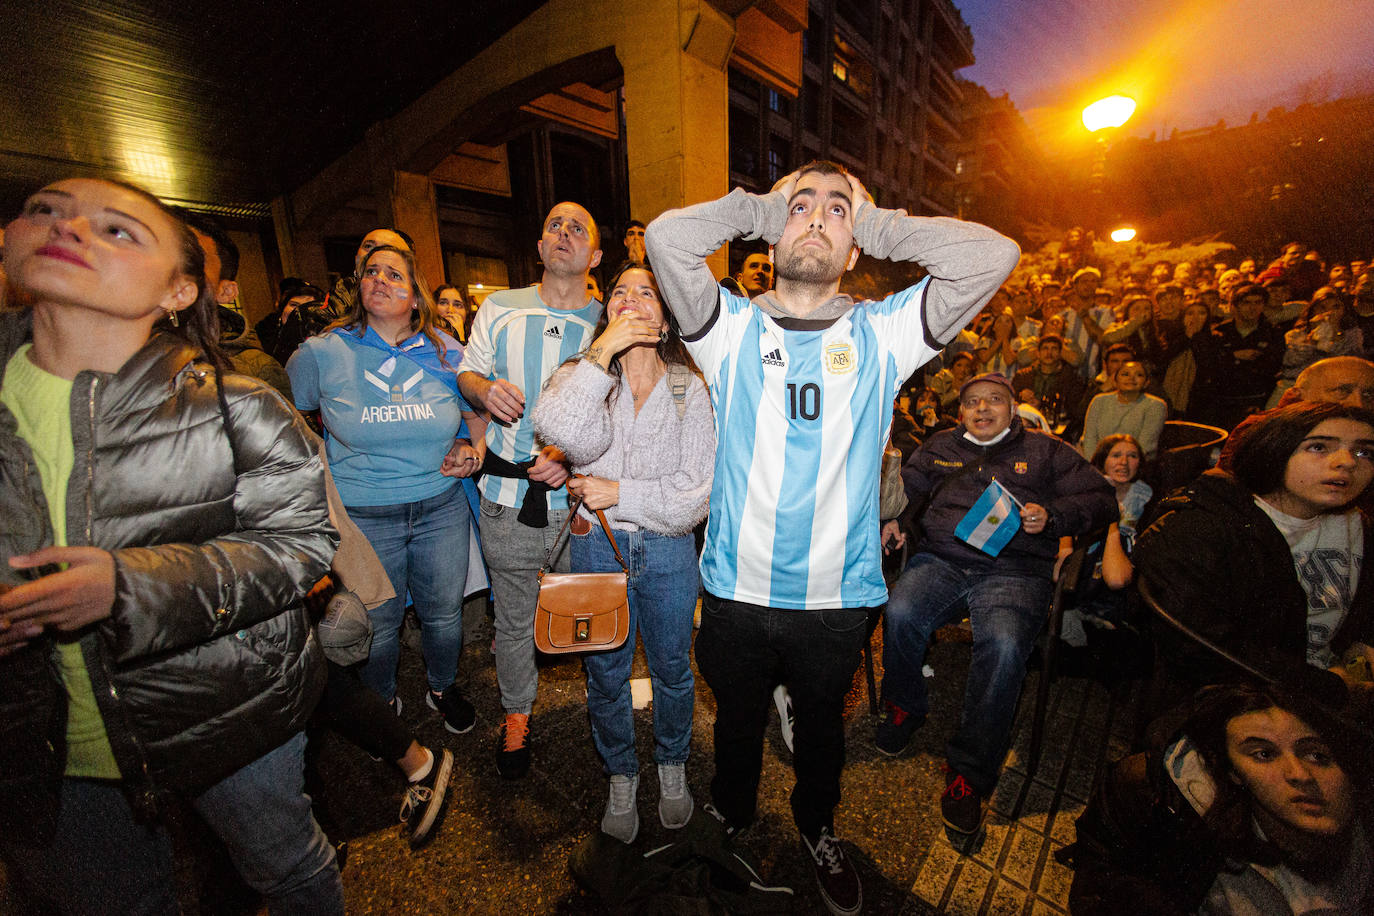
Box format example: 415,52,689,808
874,702,924,756
940,767,984,836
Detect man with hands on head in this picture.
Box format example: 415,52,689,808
457,201,602,779
646,160,1019,915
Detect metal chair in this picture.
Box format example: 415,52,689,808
1156,420,1227,493
1024,541,1091,776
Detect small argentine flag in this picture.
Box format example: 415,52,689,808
954,478,1022,556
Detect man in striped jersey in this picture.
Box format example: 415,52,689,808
647,161,1019,915
458,201,603,779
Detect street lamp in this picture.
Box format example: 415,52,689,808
1110,227,1137,243
1082,95,1137,133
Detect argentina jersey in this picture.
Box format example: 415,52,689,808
458,285,601,509
687,281,938,609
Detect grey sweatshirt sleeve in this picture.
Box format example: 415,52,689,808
644,187,788,339
852,204,1021,347
531,360,616,466
615,376,716,536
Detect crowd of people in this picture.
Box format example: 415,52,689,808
0,165,1371,916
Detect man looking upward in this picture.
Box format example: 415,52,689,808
458,202,602,779
646,160,1019,916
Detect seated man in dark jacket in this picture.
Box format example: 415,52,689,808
876,373,1116,843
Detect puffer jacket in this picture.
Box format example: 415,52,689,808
0,311,337,825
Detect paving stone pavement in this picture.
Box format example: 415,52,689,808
0,612,1137,915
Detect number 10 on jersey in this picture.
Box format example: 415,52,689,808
787,382,821,421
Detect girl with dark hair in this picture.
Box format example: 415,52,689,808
433,283,471,343
532,263,714,843
1136,401,1374,707
1081,360,1169,460
0,178,343,910
1070,682,1372,915
287,244,485,734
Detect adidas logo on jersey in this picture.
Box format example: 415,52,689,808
544,325,563,339
761,348,785,367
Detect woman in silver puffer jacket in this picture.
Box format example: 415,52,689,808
0,177,342,914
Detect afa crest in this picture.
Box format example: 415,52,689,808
1013,461,1029,475
824,342,855,375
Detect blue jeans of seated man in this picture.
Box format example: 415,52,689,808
881,551,1052,797
349,483,470,699
694,594,871,839
0,732,342,915
573,527,698,775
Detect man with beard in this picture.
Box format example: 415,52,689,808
646,160,1019,915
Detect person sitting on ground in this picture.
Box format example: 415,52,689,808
533,262,713,845
877,373,1116,846
1136,401,1374,713
1070,682,1373,915
1081,360,1168,461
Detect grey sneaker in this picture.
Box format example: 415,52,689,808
601,774,639,843
657,763,693,829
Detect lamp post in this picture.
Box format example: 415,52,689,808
1082,95,1136,234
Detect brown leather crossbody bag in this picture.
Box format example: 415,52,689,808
533,496,630,654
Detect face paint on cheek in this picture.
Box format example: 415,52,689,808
395,287,409,300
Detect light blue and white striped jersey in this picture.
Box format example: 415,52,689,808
458,285,602,508
688,281,939,609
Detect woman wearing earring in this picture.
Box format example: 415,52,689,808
0,177,342,911
287,245,485,734
533,262,714,843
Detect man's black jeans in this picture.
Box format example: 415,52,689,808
695,593,870,839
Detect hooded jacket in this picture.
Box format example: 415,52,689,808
0,311,336,833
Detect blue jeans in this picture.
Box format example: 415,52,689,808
572,527,698,775
0,732,342,915
694,594,871,838
349,483,470,698
881,552,1051,796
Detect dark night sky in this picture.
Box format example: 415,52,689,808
956,0,1374,152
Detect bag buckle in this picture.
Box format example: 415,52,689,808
575,618,590,642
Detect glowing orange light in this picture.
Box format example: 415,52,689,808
1083,96,1137,132
1110,227,1137,242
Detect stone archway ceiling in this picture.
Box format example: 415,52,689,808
0,0,546,215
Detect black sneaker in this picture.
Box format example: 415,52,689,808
874,702,924,756
801,827,862,916
399,747,453,849
941,768,984,835
702,802,746,841
427,686,476,734
496,712,531,779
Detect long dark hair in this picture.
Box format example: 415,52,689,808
1229,401,1374,497
1183,683,1369,848
325,245,450,366
588,261,693,374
